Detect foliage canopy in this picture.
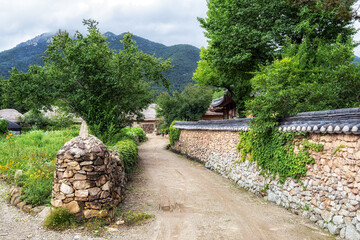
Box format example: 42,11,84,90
195,0,357,113
248,37,360,133
3,20,171,141
156,84,213,126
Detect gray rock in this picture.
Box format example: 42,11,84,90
60,183,74,195
266,192,279,203
327,223,340,235
340,227,346,238
79,121,89,137
37,207,51,219
333,215,344,225
346,225,360,240
14,170,23,183
310,214,320,222
322,211,333,222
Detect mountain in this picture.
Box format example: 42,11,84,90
354,56,360,63
0,32,200,93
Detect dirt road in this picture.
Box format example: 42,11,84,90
0,134,334,240
120,134,333,240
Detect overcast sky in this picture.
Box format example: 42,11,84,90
0,0,208,52
1,0,360,55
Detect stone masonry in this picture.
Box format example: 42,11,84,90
51,134,126,219
174,130,360,240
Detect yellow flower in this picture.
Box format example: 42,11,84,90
9,133,12,136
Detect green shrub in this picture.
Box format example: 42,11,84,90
112,139,138,174
49,113,75,129
44,207,77,230
21,176,53,206
109,127,147,145
237,130,323,183
0,119,8,134
130,127,147,142
19,110,52,129
169,121,181,146
18,110,75,131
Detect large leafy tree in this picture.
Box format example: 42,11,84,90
195,0,356,113
248,37,360,132
156,84,213,125
3,20,171,141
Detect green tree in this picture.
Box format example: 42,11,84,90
3,20,171,142
195,0,356,113
237,37,360,182
248,37,360,132
156,84,213,126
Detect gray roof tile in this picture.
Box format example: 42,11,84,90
174,107,360,134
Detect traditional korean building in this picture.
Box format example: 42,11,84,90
209,94,237,119
201,110,224,121
133,104,159,133
0,109,24,124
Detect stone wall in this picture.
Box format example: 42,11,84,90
174,130,360,239
51,135,126,219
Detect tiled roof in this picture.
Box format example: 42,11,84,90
6,120,21,131
174,107,360,134
210,97,225,108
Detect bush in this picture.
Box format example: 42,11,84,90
19,109,75,130
130,127,147,142
169,121,181,146
112,139,138,174
44,207,77,230
21,175,53,206
19,110,52,129
110,127,147,145
0,119,8,134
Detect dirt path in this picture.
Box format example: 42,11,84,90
0,134,335,240
119,134,334,240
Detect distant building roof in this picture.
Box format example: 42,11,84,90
0,109,24,123
141,104,157,121
174,107,360,135
210,95,235,112
203,110,223,116
6,120,21,131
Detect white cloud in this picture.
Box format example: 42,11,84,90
1,0,359,56
0,0,209,51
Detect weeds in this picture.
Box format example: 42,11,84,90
0,128,78,206
121,211,154,225
43,207,78,230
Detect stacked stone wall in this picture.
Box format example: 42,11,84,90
174,130,360,239
51,135,126,219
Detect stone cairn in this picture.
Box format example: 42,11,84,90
51,122,126,218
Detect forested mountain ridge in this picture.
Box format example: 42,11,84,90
0,32,200,92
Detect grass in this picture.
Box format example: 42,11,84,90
0,126,149,234
120,211,154,225
0,127,79,206
44,207,78,230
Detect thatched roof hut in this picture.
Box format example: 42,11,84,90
141,104,157,121
0,109,24,123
